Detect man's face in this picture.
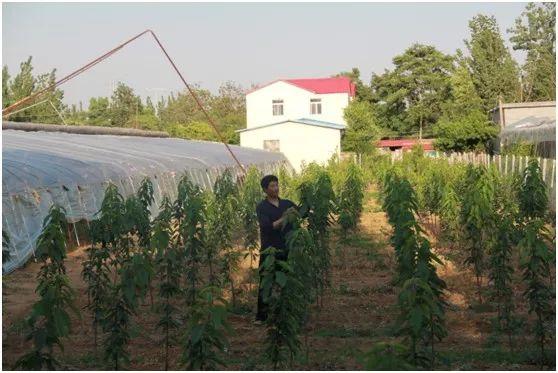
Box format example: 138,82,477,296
265,181,279,198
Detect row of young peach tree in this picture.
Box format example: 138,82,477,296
375,148,554,369
9,159,365,370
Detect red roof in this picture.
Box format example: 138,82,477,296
248,77,356,96
285,77,355,96
378,139,435,150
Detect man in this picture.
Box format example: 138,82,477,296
255,174,297,322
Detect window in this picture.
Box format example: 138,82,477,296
263,139,280,152
272,99,284,116
310,98,322,115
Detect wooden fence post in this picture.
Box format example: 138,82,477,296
542,158,547,182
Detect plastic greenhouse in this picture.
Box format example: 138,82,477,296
498,115,556,158
2,124,290,273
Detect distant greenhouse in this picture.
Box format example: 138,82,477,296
499,116,556,159
2,122,290,273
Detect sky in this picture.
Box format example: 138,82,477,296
2,2,529,107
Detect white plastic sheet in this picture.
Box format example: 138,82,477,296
2,129,290,273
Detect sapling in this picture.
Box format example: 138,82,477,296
82,183,126,353
297,166,336,303
152,196,182,370
382,171,447,368
337,161,365,238
14,206,78,370
180,285,231,370
175,176,206,306
488,174,519,350
438,183,460,246
518,219,554,369
240,166,262,272
2,230,12,266
460,165,495,303
518,160,554,368
260,247,306,370
208,169,241,306
518,159,548,222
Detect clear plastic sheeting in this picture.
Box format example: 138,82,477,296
499,116,556,159
2,129,291,273
499,116,555,143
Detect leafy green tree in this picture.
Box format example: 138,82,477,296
10,57,35,105
110,82,143,127
465,15,521,111
2,65,11,109
433,111,499,152
167,121,221,142
370,44,453,136
335,67,373,103
509,2,556,101
442,54,484,119
4,57,65,124
14,206,78,370
342,100,380,157
434,52,498,152
87,97,111,126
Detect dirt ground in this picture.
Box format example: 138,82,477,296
2,188,555,370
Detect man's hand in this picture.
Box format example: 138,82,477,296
272,207,298,230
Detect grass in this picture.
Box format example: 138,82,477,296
440,346,556,370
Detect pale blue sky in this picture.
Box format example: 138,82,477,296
3,2,528,106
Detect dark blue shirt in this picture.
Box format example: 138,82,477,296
256,198,297,250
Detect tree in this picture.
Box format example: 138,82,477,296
509,2,556,101
14,206,78,370
2,65,11,109
442,53,484,119
88,97,111,126
433,111,499,152
342,100,380,157
335,67,373,103
370,44,454,137
110,82,142,127
465,15,521,111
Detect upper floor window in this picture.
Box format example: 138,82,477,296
272,99,284,116
310,98,322,115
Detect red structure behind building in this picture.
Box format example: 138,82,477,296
377,138,435,152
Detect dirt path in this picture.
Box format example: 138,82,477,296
2,188,554,370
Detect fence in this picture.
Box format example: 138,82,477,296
390,151,556,211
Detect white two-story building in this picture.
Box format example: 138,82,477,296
238,77,355,172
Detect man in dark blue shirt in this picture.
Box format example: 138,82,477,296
255,174,297,322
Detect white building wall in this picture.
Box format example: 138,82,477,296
239,121,341,172
246,81,350,128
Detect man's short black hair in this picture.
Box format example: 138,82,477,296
261,175,278,190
